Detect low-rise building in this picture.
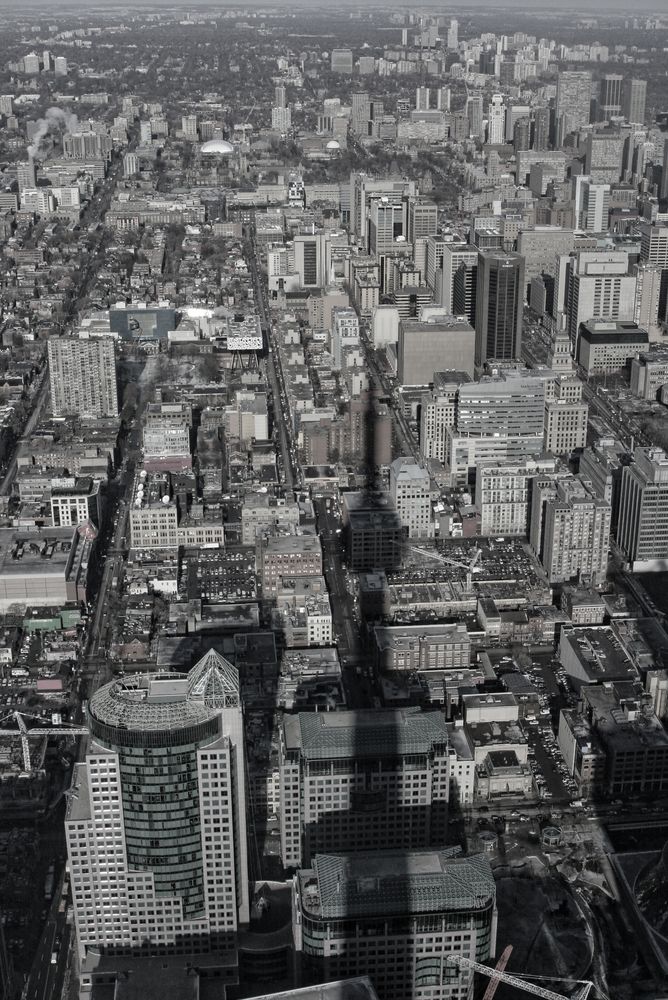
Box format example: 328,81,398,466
374,623,470,672
260,534,323,595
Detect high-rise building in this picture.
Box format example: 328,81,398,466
474,252,525,366
584,131,624,184
466,94,484,139
274,84,286,109
634,262,664,340
437,244,479,324
621,77,646,124
578,180,611,232
447,18,459,50
294,848,497,1000
390,457,432,538
23,52,40,74
532,106,550,150
661,139,668,203
0,94,13,115
407,198,438,243
530,474,611,584
123,151,138,178
42,50,52,72
555,70,592,137
487,94,505,145
415,86,430,111
16,158,36,192
617,447,668,570
331,307,359,369
565,251,637,347
181,114,198,140
543,380,589,455
476,457,559,537
331,48,353,74
598,74,623,121
66,653,249,971
419,375,463,464
271,105,292,132
279,707,450,867
640,223,668,268
54,55,67,76
48,336,118,418
292,233,331,288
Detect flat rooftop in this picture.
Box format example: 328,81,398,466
283,707,449,760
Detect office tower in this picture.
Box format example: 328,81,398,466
476,457,559,537
661,139,668,203
351,92,371,136
292,233,331,288
530,474,611,584
474,252,525,366
640,223,668,268
294,848,496,1000
415,86,430,111
181,114,198,140
390,457,433,538
579,180,611,232
331,48,353,73
466,94,483,138
66,654,249,968
48,336,119,418
367,196,406,255
438,244,479,324
565,251,637,346
487,94,505,145
279,708,450,867
274,84,286,108
399,314,475,384
447,18,458,49
331,307,359,369
622,77,646,124
532,106,549,150
123,151,138,178
599,74,623,120
513,117,531,152
54,55,67,76
555,70,592,138
16,158,36,192
584,131,624,184
407,198,437,243
618,448,668,569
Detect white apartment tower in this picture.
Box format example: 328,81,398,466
48,336,118,418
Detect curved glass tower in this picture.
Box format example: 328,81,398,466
66,651,249,965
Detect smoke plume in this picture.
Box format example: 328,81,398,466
27,106,79,159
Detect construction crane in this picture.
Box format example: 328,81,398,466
447,954,594,1000
409,543,483,592
482,945,513,1000
0,710,88,775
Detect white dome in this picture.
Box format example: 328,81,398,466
326,139,341,150
200,139,234,155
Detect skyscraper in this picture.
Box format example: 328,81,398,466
618,448,668,570
661,138,668,203
390,457,433,538
599,74,623,121
48,336,118,418
66,652,249,968
532,106,550,150
466,94,483,139
487,94,505,145
555,70,592,138
621,77,646,124
474,252,525,366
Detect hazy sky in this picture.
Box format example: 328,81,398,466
0,0,666,8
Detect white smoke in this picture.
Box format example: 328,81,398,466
27,106,79,159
